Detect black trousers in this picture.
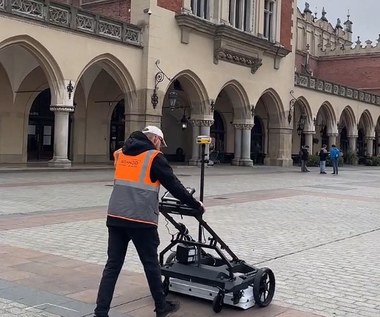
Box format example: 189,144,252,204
94,226,165,316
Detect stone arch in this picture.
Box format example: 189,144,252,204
358,109,374,137
0,35,64,103
339,106,357,134
316,101,337,132
218,80,250,120
257,88,285,126
319,101,336,122
294,96,312,124
76,53,137,109
169,70,209,115
376,116,380,132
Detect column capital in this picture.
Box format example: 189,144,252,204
365,136,376,141
50,105,75,112
234,123,254,130
347,134,358,138
189,120,202,127
199,119,214,127
327,133,338,137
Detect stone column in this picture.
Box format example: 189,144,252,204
348,135,357,153
366,137,374,157
189,120,201,166
200,119,214,162
328,133,338,148
240,124,254,166
304,132,314,155
49,105,74,167
232,124,242,166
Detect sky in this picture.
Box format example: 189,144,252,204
297,0,380,43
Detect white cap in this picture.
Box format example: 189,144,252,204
142,126,167,147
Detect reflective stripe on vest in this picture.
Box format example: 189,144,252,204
108,150,161,226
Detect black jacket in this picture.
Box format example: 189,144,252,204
107,131,202,228
319,149,328,161
301,148,309,161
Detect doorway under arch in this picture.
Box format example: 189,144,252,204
251,116,265,164
109,99,125,160
340,127,348,159
357,128,365,157
27,89,54,161
210,110,225,153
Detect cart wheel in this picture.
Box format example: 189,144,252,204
163,277,170,296
165,252,176,265
253,267,275,307
212,292,224,313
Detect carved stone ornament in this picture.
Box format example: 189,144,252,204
200,120,215,127
214,48,262,74
50,105,75,112
233,124,254,130
189,120,203,127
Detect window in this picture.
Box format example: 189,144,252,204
264,0,276,41
191,0,209,19
229,0,254,32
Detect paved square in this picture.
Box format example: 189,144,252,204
0,165,380,317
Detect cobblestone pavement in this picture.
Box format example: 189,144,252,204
1,165,380,317
0,297,60,317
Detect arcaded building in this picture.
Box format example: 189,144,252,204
0,0,379,167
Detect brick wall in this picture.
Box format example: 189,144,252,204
81,0,131,23
157,0,182,13
295,52,318,74
280,0,293,51
314,55,380,94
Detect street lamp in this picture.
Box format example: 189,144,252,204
151,60,171,109
297,114,306,136
297,114,306,153
168,91,178,111
180,111,188,130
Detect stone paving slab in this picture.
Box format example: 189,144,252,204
1,166,380,316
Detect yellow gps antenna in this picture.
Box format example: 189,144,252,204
196,135,211,202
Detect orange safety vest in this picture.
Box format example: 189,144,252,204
107,150,161,226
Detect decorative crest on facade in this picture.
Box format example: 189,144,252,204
214,48,262,74
295,73,380,106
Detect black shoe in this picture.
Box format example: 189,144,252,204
156,300,180,317
321,172,326,174
332,173,335,174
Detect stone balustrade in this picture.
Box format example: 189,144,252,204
0,0,142,46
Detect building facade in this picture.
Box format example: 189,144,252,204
0,0,379,167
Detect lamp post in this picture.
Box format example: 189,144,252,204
297,114,306,149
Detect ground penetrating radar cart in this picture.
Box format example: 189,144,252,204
158,136,275,313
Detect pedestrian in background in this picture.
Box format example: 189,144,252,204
330,144,341,175
300,145,310,172
319,144,328,174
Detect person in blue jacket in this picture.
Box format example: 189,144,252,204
330,144,340,175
